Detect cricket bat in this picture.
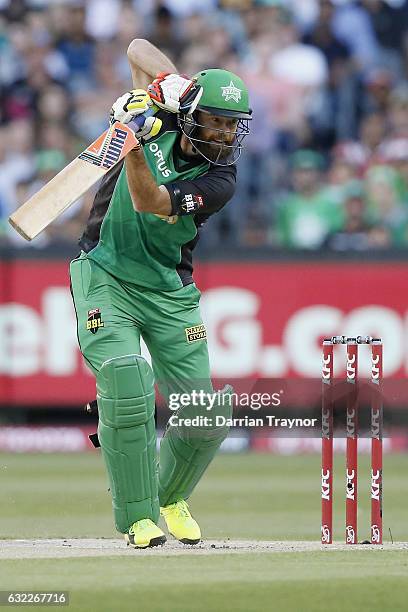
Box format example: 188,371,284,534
8,111,155,241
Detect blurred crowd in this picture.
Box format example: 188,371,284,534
1,0,408,252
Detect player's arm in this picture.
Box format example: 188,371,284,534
126,148,172,215
125,156,237,218
164,164,237,216
127,39,177,89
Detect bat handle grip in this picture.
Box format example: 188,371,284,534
129,105,159,131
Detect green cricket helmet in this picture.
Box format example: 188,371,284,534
178,68,252,166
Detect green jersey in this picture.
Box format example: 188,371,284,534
79,112,236,290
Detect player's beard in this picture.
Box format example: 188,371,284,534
192,128,233,163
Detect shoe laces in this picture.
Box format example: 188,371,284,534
170,500,191,518
130,519,150,534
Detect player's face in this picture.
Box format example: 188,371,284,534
195,111,239,162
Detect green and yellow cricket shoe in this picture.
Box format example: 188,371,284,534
125,519,166,549
161,500,201,545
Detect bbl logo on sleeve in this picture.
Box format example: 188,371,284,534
185,324,207,343
86,308,104,334
181,194,204,214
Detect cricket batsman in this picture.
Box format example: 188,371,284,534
70,39,252,548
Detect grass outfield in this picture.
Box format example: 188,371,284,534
1,452,408,611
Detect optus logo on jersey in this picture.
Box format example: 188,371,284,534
148,142,172,178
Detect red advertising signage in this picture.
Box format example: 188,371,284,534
1,259,407,404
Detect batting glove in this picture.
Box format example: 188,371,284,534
132,115,162,141
110,89,152,125
148,72,203,114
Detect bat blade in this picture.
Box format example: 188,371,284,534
8,122,138,241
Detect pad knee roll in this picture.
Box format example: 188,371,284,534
97,354,155,428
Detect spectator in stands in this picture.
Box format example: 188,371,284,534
359,110,387,164
2,27,68,122
379,137,408,203
324,141,366,207
72,40,129,140
56,4,96,93
329,0,381,71
0,128,9,243
0,126,17,235
148,5,186,63
8,148,91,247
365,164,408,246
275,149,343,249
35,122,79,160
0,120,35,237
301,0,357,146
362,0,408,78
387,84,408,137
324,179,391,251
362,67,394,115
36,84,72,125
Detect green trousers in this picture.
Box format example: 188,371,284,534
70,253,211,387
70,253,230,532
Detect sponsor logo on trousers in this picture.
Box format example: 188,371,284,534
86,308,104,334
185,324,207,343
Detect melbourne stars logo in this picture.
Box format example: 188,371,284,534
221,81,241,103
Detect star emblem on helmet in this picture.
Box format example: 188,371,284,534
221,81,242,103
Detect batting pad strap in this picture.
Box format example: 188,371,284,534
97,355,159,532
158,385,233,506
